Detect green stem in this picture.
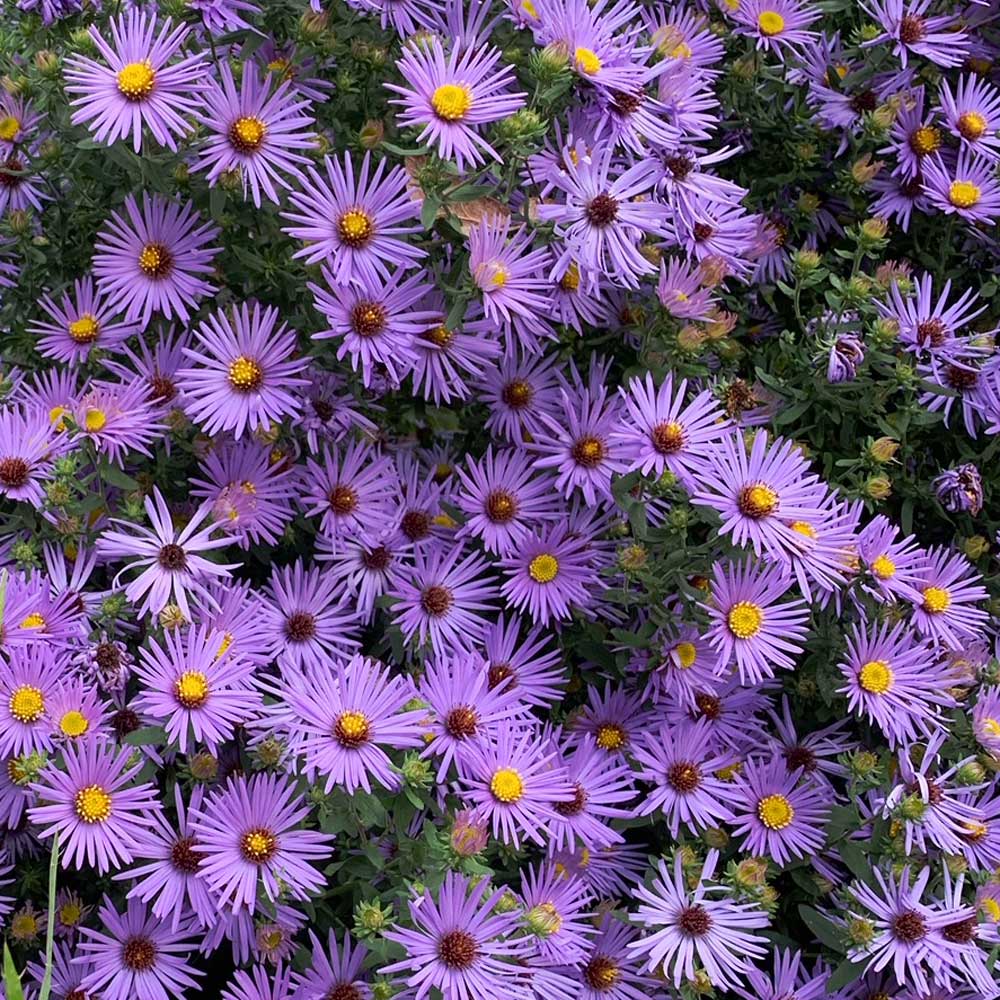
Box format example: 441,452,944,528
37,834,59,1000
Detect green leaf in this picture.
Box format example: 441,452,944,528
798,905,846,953
838,839,875,886
37,834,59,1000
420,196,440,231
3,943,23,1000
380,141,432,157
826,958,866,992
96,462,139,491
124,726,168,746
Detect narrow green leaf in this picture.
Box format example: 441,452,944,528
124,726,168,746
826,958,866,992
37,834,59,1000
798,905,846,953
3,942,24,1000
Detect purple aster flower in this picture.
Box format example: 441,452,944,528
907,546,988,649
72,377,166,466
77,895,202,1000
0,645,65,757
418,653,519,780
918,350,993,437
0,143,48,214
193,62,315,208
0,404,67,507
973,686,1000,757
938,74,1000,161
392,544,499,653
27,943,93,1000
838,620,954,748
732,949,829,1000
691,429,828,563
827,333,866,382
294,931,371,1000
190,440,296,549
573,682,656,756
0,93,42,154
657,258,716,320
30,276,138,366
481,613,566,711
258,560,360,671
632,719,736,836
924,150,1000,223
479,350,562,445
190,772,333,913
569,915,662,1000
880,84,942,179
518,863,593,965
613,372,729,486
92,192,221,327
64,10,209,152
28,736,160,873
731,0,820,54
933,463,983,515
537,143,670,290
103,326,191,414
387,36,526,172
627,850,770,991
318,526,409,625
704,559,810,685
279,654,424,794
114,784,216,932
766,695,851,787
649,626,725,708
860,0,969,68
47,676,112,744
133,625,261,754
188,0,261,32
499,522,601,626
309,268,435,388
298,440,398,546
729,757,829,865
454,445,560,555
459,722,574,848
382,871,534,1000
179,301,309,439
96,487,238,619
283,151,424,283
857,514,924,602
222,964,294,1000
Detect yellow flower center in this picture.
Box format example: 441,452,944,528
521,0,537,15
738,483,779,518
59,710,89,738
675,641,697,669
138,242,172,278
528,553,559,584
68,314,100,344
59,901,83,926
757,10,786,35
790,521,817,538
910,125,941,155
175,671,210,709
871,554,896,579
757,793,794,830
49,405,68,430
10,914,38,939
241,828,278,862
74,784,112,823
216,633,234,658
559,262,580,292
229,115,267,152
859,659,894,694
228,356,264,393
490,767,525,803
0,116,19,142
424,325,454,348
727,601,764,639
949,180,981,209
20,612,45,629
922,586,951,614
431,83,472,122
981,897,1000,922
981,716,1000,738
595,723,627,751
958,111,987,141
964,820,989,843
84,408,107,433
574,47,602,75
338,209,375,248
9,685,44,723
334,710,370,746
116,61,155,101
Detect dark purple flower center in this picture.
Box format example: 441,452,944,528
609,90,643,116
899,13,925,44
0,457,29,489
312,398,335,422
501,379,533,409
170,836,203,874
585,192,619,227
285,611,317,642
783,744,818,774
916,318,946,348
694,692,721,720
401,509,432,541
941,917,977,944
149,374,177,402
437,929,478,969
325,985,364,1000
328,483,358,515
420,584,453,617
487,662,515,689
444,705,479,739
554,781,588,817
850,90,877,115
157,543,188,572
485,488,518,523
0,156,24,189
891,909,927,942
122,935,157,971
111,708,141,738
945,365,978,391
677,904,712,936
361,545,391,571
583,955,620,991
650,421,685,455
350,301,387,337
667,761,702,792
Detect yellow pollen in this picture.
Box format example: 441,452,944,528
338,209,375,248
228,356,264,392
757,10,786,35
675,641,697,669
595,723,627,751
11,914,38,939
790,521,817,538
216,633,234,658
958,111,987,140
84,408,107,433
68,314,100,344
964,820,989,843
559,262,580,291
521,0,537,15
528,553,559,584
739,483,779,518
727,601,763,639
116,61,155,101
490,767,525,803
859,659,894,694
871,554,896,579
981,716,1000,738
175,671,210,709
336,710,370,743
0,116,19,142
267,58,291,76
910,126,941,155
241,828,277,861
673,41,693,59
59,901,83,926
835,63,849,79
49,405,68,430
981,897,1000,922
431,83,472,122
949,180,981,209
922,586,951,614
59,710,89,738
229,115,266,152
138,243,170,277
20,612,45,629
527,901,563,936
74,784,112,823
9,685,44,723
574,47,602,75
757,793,794,830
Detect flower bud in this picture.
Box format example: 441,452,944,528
189,751,219,782
865,475,892,500
450,810,488,857
964,535,990,560
868,437,899,463
792,248,821,275
847,916,875,946
359,119,385,149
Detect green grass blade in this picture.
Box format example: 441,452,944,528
37,834,59,1000
2,942,23,1000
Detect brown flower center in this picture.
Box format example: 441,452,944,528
157,543,187,571
240,827,278,863
571,435,606,468
650,421,685,454
667,761,702,792
285,611,317,642
437,929,478,969
916,317,946,348
583,955,620,991
361,546,391,571
170,836,203,874
485,489,518,523
420,584,453,617
892,909,927,942
678,904,712,936
122,936,157,971
350,301,387,337
328,484,358,515
554,782,588,817
401,509,432,541
899,13,925,44
0,457,29,489
585,192,619,226
501,379,532,409
444,705,479,739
